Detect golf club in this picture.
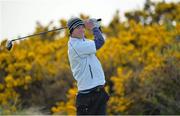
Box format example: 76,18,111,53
6,18,102,51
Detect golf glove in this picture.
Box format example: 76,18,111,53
89,18,100,28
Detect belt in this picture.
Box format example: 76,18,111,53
78,85,104,94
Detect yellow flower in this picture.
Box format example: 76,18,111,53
25,64,32,71
5,75,14,83
25,75,32,84
51,106,59,113
0,84,4,90
28,52,35,58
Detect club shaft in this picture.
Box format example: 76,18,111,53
11,27,67,42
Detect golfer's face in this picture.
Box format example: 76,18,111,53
73,25,85,35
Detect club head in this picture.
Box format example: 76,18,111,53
6,40,13,51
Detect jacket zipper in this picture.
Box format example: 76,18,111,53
89,65,93,79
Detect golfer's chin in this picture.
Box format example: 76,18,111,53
77,33,85,39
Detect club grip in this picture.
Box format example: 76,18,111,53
97,19,102,22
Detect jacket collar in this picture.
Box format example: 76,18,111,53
70,36,85,42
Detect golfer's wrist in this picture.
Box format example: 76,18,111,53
92,27,100,32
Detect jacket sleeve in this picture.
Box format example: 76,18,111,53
75,40,96,57
93,27,105,50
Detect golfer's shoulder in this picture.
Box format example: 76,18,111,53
85,38,94,42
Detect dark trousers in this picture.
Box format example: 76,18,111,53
76,87,109,115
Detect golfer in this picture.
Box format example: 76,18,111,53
67,17,109,115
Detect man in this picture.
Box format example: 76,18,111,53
67,17,109,115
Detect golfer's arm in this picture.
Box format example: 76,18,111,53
75,41,96,56
93,27,105,50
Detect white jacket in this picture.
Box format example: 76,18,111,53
68,37,105,91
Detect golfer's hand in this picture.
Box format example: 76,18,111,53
84,20,95,30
